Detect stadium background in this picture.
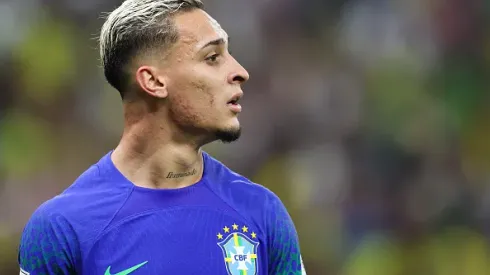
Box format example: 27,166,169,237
1,0,490,274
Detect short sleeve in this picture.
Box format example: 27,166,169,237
266,194,306,275
18,203,79,274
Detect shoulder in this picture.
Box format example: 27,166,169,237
204,152,285,224
24,162,132,245
205,152,280,199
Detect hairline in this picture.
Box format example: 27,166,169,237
99,1,204,98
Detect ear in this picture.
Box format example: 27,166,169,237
135,66,168,99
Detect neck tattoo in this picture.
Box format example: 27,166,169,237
166,169,197,179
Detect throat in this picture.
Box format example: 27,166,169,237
148,163,203,189
111,138,206,189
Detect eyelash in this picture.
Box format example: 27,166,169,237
206,53,220,64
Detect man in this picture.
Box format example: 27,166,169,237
18,0,306,274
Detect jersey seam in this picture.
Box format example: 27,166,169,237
82,164,135,266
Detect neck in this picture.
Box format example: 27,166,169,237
111,106,205,189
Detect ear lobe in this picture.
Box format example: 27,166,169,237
135,66,168,99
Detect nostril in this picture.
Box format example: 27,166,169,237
233,75,245,83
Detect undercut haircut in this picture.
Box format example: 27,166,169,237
99,0,204,98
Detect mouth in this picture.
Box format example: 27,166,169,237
227,93,243,113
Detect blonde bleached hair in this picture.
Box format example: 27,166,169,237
99,0,204,98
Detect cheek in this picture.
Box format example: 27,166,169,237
169,95,201,125
168,79,217,125
194,79,215,107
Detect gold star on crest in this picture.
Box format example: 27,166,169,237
242,226,248,233
232,223,239,230
217,233,223,240
251,232,257,239
223,226,230,233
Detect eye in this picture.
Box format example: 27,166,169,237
205,53,220,64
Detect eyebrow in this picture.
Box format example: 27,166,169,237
199,37,228,50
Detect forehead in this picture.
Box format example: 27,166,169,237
173,9,228,50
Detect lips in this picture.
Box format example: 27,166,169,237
227,93,243,105
227,93,243,113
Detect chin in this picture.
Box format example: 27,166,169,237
214,125,241,143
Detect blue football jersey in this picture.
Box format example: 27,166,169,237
18,151,305,274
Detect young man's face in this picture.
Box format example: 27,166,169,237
162,9,249,143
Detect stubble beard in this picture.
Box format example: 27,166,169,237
214,126,241,143
169,108,242,144
167,96,242,144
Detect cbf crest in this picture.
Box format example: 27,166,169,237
217,223,259,275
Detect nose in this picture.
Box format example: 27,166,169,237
227,57,250,85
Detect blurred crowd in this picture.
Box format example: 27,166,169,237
1,0,490,274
